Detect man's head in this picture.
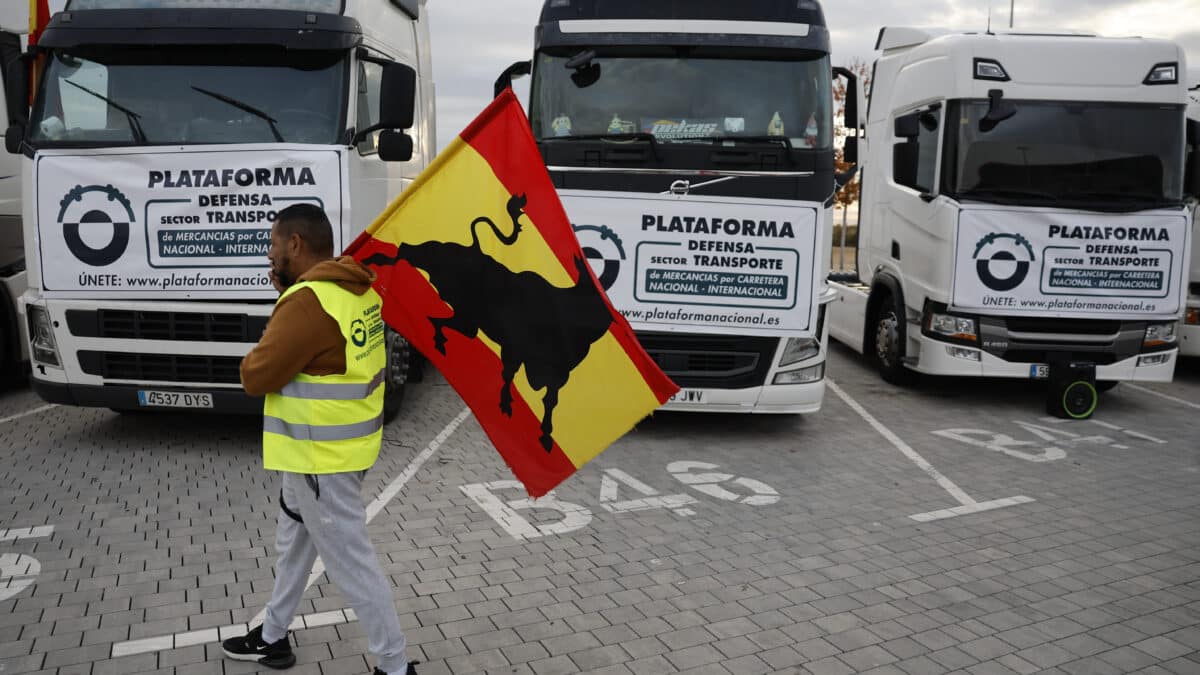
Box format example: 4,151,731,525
268,203,335,289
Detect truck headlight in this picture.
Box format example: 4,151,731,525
928,312,977,342
1143,322,1177,349
1186,309,1199,326
779,337,819,367
773,363,824,385
27,305,61,367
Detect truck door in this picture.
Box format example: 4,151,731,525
887,102,954,303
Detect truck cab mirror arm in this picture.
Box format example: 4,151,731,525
494,60,531,99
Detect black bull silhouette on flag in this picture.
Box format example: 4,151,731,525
363,194,615,451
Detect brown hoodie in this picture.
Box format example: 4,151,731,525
240,256,377,397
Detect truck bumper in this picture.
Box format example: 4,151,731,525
660,378,826,414
910,333,1177,382
31,376,264,414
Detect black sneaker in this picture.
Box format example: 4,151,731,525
373,662,419,675
221,624,296,669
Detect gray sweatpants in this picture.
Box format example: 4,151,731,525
261,471,407,675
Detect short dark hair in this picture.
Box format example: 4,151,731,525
275,203,334,257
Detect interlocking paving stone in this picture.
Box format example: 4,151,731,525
4,355,1200,674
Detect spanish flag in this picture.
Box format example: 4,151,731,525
346,89,678,498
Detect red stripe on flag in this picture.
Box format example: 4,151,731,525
358,236,577,497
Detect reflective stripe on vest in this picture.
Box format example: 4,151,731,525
262,279,386,474
264,413,384,442
279,368,386,400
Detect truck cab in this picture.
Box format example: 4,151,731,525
830,28,1195,414
8,0,434,417
1183,92,1200,356
500,0,856,414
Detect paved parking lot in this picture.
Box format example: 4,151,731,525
1,348,1198,675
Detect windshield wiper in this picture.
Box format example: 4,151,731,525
62,79,147,144
539,132,660,160
191,86,283,142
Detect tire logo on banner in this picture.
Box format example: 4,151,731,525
573,224,625,291
973,232,1035,292
57,185,136,267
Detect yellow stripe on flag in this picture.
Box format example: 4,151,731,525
368,138,571,285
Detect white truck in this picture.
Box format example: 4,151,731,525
495,0,859,413
6,0,435,418
1183,91,1200,356
829,27,1197,417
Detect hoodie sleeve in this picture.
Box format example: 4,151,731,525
240,288,341,396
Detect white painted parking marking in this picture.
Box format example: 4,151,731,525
0,525,54,542
111,406,472,659
910,496,1036,523
1087,419,1168,444
826,380,1033,522
111,610,362,658
1126,383,1200,411
0,404,57,426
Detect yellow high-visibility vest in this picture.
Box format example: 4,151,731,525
263,279,387,474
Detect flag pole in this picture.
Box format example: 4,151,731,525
1009,0,1014,28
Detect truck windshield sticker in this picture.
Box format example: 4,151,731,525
36,146,347,298
952,207,1191,319
562,190,819,337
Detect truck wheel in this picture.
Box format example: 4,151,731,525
872,293,911,384
382,326,410,424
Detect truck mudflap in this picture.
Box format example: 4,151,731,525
1045,361,1098,420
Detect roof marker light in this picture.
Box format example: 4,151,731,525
974,58,1009,81
1143,63,1178,85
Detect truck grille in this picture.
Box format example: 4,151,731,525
636,332,777,389
979,317,1145,365
66,309,268,343
77,351,242,384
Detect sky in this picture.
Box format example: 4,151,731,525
428,0,1200,151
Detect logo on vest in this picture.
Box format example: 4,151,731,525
350,319,368,347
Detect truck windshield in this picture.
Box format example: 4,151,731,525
30,46,347,146
530,50,832,149
944,99,1185,208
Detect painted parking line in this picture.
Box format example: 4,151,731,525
1087,419,1168,444
826,380,1034,522
0,404,57,426
1125,383,1200,411
0,525,54,542
109,406,472,659
112,608,362,658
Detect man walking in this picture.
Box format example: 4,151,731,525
221,204,414,675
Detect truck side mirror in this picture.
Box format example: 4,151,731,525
893,139,919,188
894,111,921,139
378,61,416,130
1185,118,1200,198
4,123,23,154
494,60,531,98
832,66,858,141
378,129,413,162
841,135,858,165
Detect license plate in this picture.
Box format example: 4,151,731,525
668,389,705,404
137,390,214,408
1030,365,1050,380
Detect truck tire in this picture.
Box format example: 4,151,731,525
871,292,912,385
382,326,410,424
